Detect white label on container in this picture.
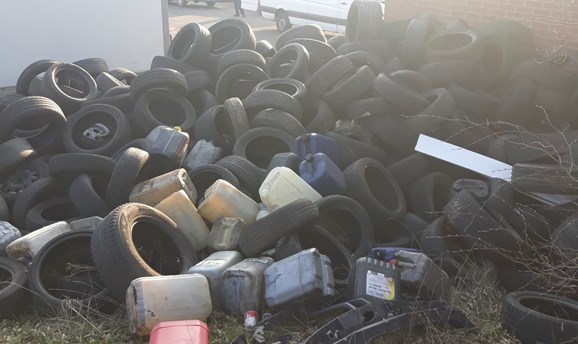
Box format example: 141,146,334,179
366,271,395,300
245,257,272,265
197,259,226,266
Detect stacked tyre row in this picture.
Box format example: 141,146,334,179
1,0,578,342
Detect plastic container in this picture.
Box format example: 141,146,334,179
186,251,244,309
69,216,103,231
149,320,209,344
130,168,197,206
144,125,190,173
293,133,340,165
197,180,259,225
6,221,71,264
259,167,322,210
394,250,452,301
299,153,346,196
221,257,274,315
0,221,22,256
207,217,246,252
183,140,223,173
126,274,212,337
155,190,210,252
349,257,400,303
264,248,335,309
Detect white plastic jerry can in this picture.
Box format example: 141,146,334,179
197,180,259,225
155,190,210,252
129,168,197,206
207,217,246,252
186,250,244,309
259,167,322,210
6,221,71,264
126,274,213,337
69,216,103,231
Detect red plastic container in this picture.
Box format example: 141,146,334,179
149,320,209,344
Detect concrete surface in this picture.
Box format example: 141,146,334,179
168,2,280,43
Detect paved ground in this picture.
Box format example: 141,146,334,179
168,2,280,44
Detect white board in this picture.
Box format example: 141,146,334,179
0,0,169,88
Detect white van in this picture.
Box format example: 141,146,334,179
243,0,384,33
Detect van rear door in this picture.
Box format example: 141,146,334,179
306,0,338,33
336,0,351,33
243,0,260,12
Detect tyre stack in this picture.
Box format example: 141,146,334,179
1,0,578,341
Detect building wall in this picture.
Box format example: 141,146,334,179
385,0,578,51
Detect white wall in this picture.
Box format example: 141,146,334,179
0,0,169,87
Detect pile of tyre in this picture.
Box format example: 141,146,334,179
1,0,578,342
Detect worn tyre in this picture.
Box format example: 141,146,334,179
0,257,29,319
167,22,212,65
410,172,454,222
91,203,197,301
133,89,197,133
130,68,188,101
232,127,295,170
346,0,384,42
105,148,149,208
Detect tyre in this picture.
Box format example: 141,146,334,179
0,96,66,155
425,31,482,63
512,163,578,195
323,65,376,111
389,69,434,94
0,138,37,176
69,174,111,218
41,63,98,113
0,94,25,113
303,99,336,133
217,49,267,77
63,104,132,156
73,58,109,78
343,158,406,224
12,178,61,229
150,55,194,74
105,148,149,208
265,152,302,175
24,196,80,231
95,72,124,94
216,156,263,200
404,87,456,133
346,0,384,42
16,59,58,96
401,16,433,68
373,73,430,115
167,22,212,65
484,178,514,220
418,61,487,88
108,68,137,85
242,89,303,120
29,230,115,313
208,19,256,56
255,40,276,58
418,216,469,276
305,56,356,100
501,291,578,344
90,203,197,301
286,38,337,71
194,105,239,152
410,172,454,222
509,205,552,243
552,215,578,250
130,68,188,101
275,24,326,50
183,70,212,93
275,10,291,33
327,35,347,50
446,84,500,120
0,158,49,207
215,64,269,103
0,257,29,319
48,153,115,179
250,109,306,138
267,43,310,81
253,78,308,105
239,199,318,257
187,164,240,201
345,51,388,76
315,195,374,260
133,89,197,134
324,132,388,168
189,89,218,115
232,127,295,170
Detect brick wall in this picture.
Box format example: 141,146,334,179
385,0,578,51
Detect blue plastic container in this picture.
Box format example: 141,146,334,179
293,133,339,165
299,153,346,196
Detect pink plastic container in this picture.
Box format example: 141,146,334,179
149,320,209,344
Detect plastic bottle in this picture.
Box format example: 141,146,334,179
259,167,322,210
149,320,209,344
186,251,244,309
348,257,400,303
129,168,197,206
299,153,346,196
197,180,259,225
221,257,274,315
155,190,210,252
143,125,190,174
6,221,71,264
127,274,212,337
69,216,103,231
293,133,340,164
207,217,246,252
183,140,223,172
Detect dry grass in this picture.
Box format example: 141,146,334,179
0,263,521,344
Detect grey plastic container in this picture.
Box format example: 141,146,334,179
69,216,103,231
264,248,335,309
207,217,246,252
186,251,244,309
183,140,223,172
349,257,400,303
0,221,22,256
144,125,190,172
129,168,197,206
220,257,274,315
394,250,452,301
